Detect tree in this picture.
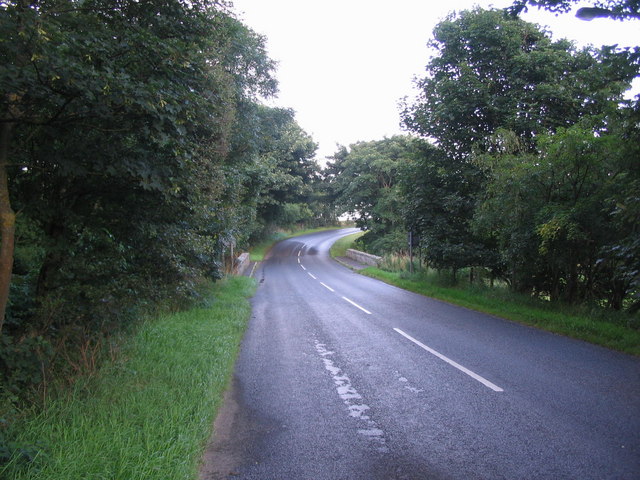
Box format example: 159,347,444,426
402,8,637,158
0,0,282,396
224,104,319,240
400,8,638,275
509,1,640,21
326,136,414,254
475,113,639,307
253,107,319,227
400,141,498,277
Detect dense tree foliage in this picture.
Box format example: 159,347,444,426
402,8,637,157
0,0,325,401
474,115,638,306
247,105,320,229
325,136,414,255
400,140,499,277
400,8,635,276
509,0,640,21
332,8,638,311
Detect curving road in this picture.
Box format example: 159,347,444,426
201,229,640,480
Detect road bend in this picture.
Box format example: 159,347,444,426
201,228,640,480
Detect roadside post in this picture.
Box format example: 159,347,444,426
408,230,419,273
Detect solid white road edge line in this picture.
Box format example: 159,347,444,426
320,282,335,292
342,296,372,315
393,328,504,392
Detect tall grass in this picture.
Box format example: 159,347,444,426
2,276,255,480
378,253,418,273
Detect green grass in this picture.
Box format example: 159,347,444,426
2,276,256,480
329,231,365,258
362,268,640,356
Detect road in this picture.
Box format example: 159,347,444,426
201,229,640,480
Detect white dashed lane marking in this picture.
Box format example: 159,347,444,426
394,328,504,392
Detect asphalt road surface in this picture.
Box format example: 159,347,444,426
201,229,640,480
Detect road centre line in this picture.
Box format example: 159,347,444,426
393,328,504,392
342,296,372,315
320,282,335,292
295,245,369,314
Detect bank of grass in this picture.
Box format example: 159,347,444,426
249,225,340,261
2,276,255,480
329,230,366,258
363,267,640,355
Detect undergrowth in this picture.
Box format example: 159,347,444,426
1,276,255,480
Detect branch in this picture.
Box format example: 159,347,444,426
576,6,640,20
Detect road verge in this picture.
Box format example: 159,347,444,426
330,233,639,356
2,277,255,479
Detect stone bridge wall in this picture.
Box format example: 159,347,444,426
346,249,381,267
235,252,251,275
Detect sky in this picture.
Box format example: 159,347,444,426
230,0,640,162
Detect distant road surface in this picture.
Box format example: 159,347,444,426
201,228,640,480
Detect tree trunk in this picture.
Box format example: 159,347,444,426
0,122,15,335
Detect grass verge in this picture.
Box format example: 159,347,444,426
2,276,256,480
362,268,640,356
329,231,365,258
329,229,639,355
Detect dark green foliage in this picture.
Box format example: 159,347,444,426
401,8,638,158
400,141,499,275
509,0,640,21
222,103,326,245
0,0,323,413
325,136,414,255
397,8,639,310
474,116,639,307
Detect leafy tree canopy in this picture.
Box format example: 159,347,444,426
398,7,638,288
401,8,638,159
326,136,416,254
509,0,640,20
0,0,326,403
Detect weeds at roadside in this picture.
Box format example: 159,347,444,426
1,277,255,480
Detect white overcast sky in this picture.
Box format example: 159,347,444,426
230,0,640,162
